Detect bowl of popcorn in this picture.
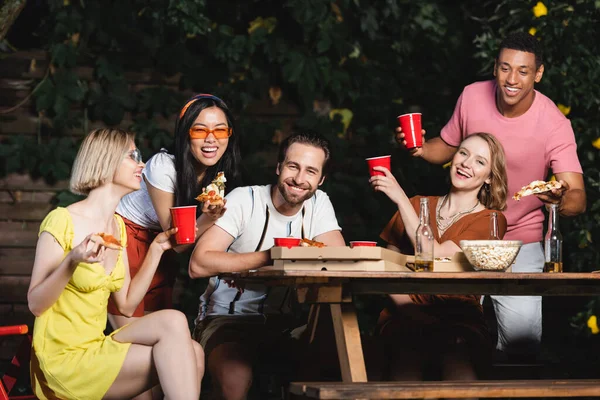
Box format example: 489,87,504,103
459,240,523,272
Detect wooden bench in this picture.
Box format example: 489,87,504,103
289,380,600,399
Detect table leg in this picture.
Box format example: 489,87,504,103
330,303,367,383
306,304,321,344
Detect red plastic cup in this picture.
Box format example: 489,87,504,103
170,206,197,244
397,113,422,149
274,237,301,248
350,241,377,248
366,155,391,176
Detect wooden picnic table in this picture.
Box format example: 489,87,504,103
221,269,600,385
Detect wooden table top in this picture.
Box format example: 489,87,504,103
226,268,599,279
221,268,600,296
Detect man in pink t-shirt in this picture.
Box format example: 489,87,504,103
396,32,586,357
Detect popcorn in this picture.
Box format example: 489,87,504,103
460,240,522,271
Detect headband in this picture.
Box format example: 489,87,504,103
179,94,223,119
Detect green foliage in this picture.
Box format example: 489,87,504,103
2,0,599,340
0,136,78,183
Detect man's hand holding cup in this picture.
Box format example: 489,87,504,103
396,112,426,157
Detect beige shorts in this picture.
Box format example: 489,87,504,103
193,314,301,358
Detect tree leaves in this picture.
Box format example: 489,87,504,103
12,0,600,289
51,43,78,68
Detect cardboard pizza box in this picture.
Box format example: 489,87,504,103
270,246,411,272
269,246,483,272
271,245,407,262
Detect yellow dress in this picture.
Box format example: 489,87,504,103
30,207,131,400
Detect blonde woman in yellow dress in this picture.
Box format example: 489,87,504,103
27,128,204,400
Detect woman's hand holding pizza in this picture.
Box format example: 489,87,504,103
201,198,227,220
369,166,407,205
69,234,107,265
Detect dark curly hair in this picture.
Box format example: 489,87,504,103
498,32,544,69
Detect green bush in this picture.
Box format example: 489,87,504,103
2,0,599,341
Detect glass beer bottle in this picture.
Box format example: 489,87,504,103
415,197,434,272
489,212,500,240
544,203,563,273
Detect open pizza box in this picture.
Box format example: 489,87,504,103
270,246,475,272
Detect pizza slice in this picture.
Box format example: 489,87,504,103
195,172,226,205
299,238,326,248
513,180,562,201
91,233,123,250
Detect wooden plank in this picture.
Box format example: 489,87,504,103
224,271,600,296
0,87,33,107
290,380,600,399
0,203,53,221
305,305,321,344
0,109,41,134
296,285,343,304
0,248,35,275
0,190,56,203
0,173,68,191
0,230,39,248
0,51,181,85
0,108,176,136
329,304,367,383
231,270,600,280
0,305,34,328
0,276,30,302
0,220,40,230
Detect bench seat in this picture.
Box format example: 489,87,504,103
290,379,600,399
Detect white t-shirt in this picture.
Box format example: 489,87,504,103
197,184,341,320
117,151,176,231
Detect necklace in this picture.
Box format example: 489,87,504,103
436,195,480,233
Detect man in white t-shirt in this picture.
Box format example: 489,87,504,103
189,131,345,400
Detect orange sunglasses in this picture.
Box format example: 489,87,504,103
189,126,233,140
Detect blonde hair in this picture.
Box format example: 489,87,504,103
70,128,135,195
468,133,508,211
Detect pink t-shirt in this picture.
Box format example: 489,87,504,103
440,80,582,244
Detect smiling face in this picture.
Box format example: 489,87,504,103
494,48,544,118
189,106,230,168
275,143,326,209
450,135,492,193
113,141,144,193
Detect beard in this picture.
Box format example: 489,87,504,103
277,178,316,206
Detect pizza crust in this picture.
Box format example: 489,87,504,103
91,233,123,250
299,238,326,248
513,180,562,201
